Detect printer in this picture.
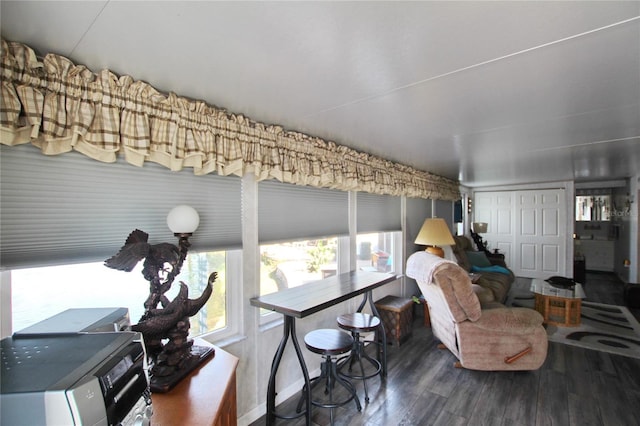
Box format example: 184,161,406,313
13,307,131,337
1,309,152,425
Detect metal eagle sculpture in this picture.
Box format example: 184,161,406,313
105,229,216,391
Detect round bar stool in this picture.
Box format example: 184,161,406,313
336,313,383,403
296,329,362,424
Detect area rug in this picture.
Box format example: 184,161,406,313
507,279,640,359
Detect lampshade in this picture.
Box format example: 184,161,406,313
415,218,455,257
167,205,200,234
472,222,488,233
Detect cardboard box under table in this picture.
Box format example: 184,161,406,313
374,295,413,346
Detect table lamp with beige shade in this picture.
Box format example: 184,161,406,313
414,218,455,258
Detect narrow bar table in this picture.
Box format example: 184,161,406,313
250,270,398,426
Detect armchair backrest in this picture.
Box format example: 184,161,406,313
406,251,481,323
432,262,481,322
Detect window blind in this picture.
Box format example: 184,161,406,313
406,197,432,244
435,199,454,228
258,180,349,243
0,144,242,269
356,192,402,233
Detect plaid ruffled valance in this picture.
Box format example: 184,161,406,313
0,39,460,200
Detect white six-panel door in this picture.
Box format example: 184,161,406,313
474,189,567,279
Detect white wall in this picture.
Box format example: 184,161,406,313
0,271,11,338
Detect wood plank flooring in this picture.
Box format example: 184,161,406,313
250,272,640,426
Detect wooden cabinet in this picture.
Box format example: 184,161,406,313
151,340,239,426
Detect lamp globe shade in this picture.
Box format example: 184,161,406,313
167,205,200,234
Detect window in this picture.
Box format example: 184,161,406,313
260,238,338,299
179,251,227,336
258,232,399,322
11,250,229,338
259,237,338,321
357,232,398,273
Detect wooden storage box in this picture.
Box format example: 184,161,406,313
374,295,413,346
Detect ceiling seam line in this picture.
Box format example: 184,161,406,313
68,0,111,57
303,15,640,119
530,136,640,153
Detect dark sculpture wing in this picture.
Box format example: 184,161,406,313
185,272,217,316
125,229,149,245
104,229,151,272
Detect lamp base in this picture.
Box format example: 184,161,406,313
425,246,445,258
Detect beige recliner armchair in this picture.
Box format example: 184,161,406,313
406,251,547,371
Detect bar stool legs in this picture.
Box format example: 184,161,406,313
296,329,361,424
336,313,383,403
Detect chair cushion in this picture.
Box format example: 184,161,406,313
474,274,511,303
466,251,492,267
471,264,511,275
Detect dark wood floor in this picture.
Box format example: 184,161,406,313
251,272,640,426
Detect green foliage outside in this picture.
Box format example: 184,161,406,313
306,240,335,273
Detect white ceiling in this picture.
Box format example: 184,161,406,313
1,1,639,188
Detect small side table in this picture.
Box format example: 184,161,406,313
534,294,581,326
530,279,586,327
374,296,414,346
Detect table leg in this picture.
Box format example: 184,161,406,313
544,296,550,323
266,316,311,426
356,291,387,377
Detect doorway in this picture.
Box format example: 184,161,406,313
474,189,568,279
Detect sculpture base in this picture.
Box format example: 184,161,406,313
150,344,215,393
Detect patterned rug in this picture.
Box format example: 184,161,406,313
507,280,640,359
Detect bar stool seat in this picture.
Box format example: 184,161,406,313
296,329,361,424
336,313,383,403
